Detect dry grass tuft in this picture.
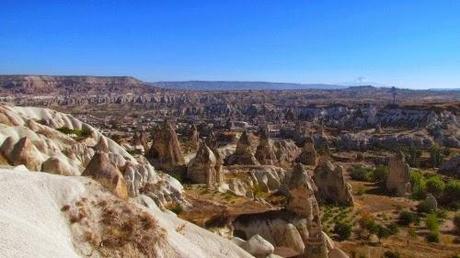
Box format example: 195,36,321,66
63,195,166,257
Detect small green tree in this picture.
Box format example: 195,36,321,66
410,170,426,200
425,213,440,232
333,222,352,241
430,145,444,168
425,176,445,198
398,210,419,226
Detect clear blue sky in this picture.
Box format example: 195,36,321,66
1,1,460,89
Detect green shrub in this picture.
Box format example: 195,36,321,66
425,213,440,232
425,176,445,198
410,170,427,200
425,231,440,243
430,145,444,168
441,180,460,209
398,210,419,226
333,222,352,241
372,165,389,183
350,165,373,181
57,127,92,139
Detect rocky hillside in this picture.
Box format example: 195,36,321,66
0,105,251,257
0,75,154,95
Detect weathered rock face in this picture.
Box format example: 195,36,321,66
146,120,185,172
313,157,354,206
225,165,287,197
296,137,318,166
386,152,411,196
225,130,260,165
439,155,460,178
273,139,301,167
187,142,222,188
82,152,129,199
255,128,277,165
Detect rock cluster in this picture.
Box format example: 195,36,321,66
386,152,411,196
146,120,185,172
313,156,354,206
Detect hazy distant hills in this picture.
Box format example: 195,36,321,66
149,81,347,90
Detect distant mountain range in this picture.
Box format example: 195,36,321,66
149,81,347,90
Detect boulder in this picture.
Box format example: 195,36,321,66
82,152,128,199
386,152,411,196
246,234,275,257
313,156,354,206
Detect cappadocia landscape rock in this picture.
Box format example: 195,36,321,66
2,2,460,258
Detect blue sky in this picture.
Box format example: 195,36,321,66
1,1,460,89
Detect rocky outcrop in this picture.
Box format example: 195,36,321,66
146,120,185,172
439,155,460,178
2,136,45,171
287,163,328,258
296,136,318,166
225,130,259,165
131,131,148,153
41,156,78,176
233,210,328,258
313,157,354,206
190,124,200,151
386,152,411,196
187,142,222,188
225,165,287,197
82,152,129,199
287,163,318,216
273,140,301,167
255,128,277,165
